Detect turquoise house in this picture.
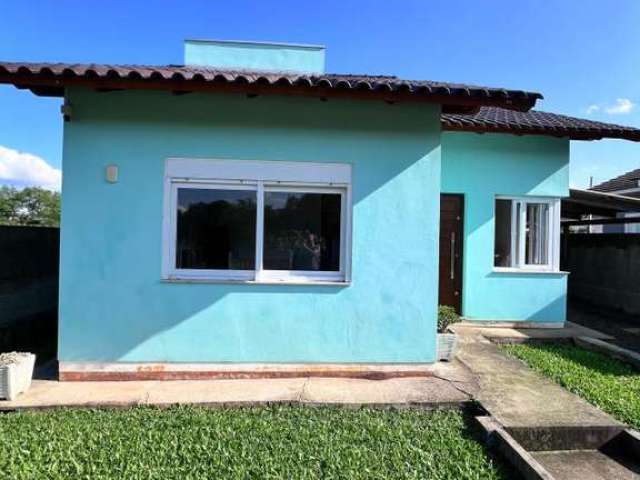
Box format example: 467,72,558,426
2,40,639,380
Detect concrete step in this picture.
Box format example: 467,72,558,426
532,449,640,480
477,417,640,480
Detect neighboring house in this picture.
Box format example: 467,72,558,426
590,168,640,233
2,39,640,380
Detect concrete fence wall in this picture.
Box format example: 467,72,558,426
564,233,640,316
0,226,59,359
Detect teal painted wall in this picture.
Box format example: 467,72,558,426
441,132,569,323
59,89,441,363
184,40,326,73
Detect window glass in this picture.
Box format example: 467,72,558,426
494,199,513,267
525,203,549,265
263,191,341,271
176,188,256,270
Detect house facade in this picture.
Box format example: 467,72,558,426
2,40,639,380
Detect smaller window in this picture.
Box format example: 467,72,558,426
494,197,560,271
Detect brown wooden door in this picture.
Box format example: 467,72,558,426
439,194,464,314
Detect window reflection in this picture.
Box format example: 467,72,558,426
176,188,256,270
264,192,341,271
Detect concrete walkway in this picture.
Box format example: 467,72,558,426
0,321,627,425
453,327,622,430
452,320,613,344
0,360,477,410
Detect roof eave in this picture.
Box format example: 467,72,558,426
0,70,540,112
441,123,640,142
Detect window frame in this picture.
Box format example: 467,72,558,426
493,195,561,273
169,180,258,281
162,158,352,284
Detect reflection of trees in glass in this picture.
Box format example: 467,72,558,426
264,192,340,271
177,194,256,270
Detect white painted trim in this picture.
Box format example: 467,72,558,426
457,320,565,329
164,181,258,281
344,185,353,282
492,268,569,275
552,197,561,269
59,362,435,373
517,200,527,268
165,158,351,184
161,278,351,286
254,182,265,281
162,158,353,284
184,38,326,51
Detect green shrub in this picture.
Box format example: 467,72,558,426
438,305,461,333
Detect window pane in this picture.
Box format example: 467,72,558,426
176,188,256,270
525,203,549,265
494,199,513,267
264,191,341,271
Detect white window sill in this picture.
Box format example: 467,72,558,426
161,278,351,287
492,268,569,276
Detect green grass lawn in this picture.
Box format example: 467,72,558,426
0,406,511,480
502,343,640,429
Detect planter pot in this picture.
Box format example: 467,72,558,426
0,353,35,401
437,333,458,361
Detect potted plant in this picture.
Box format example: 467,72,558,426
437,306,460,361
0,352,36,401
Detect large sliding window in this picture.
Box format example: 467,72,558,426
494,196,560,272
163,159,352,283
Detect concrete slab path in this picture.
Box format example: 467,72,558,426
0,360,477,410
454,328,622,430
452,321,613,344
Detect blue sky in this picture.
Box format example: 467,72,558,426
1,0,639,190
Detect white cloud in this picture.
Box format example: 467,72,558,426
0,145,61,191
586,104,600,115
605,98,635,115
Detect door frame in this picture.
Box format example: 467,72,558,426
439,193,465,315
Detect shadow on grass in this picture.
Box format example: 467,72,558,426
459,407,522,480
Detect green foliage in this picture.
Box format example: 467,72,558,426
502,343,640,429
0,406,510,480
0,185,60,227
438,305,461,333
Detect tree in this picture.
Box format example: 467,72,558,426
0,186,61,227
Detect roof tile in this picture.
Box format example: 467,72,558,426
442,106,640,141
591,168,640,192
0,61,542,110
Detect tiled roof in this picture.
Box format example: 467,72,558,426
590,168,640,192
0,61,541,111
442,106,640,141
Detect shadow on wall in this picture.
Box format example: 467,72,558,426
60,91,441,363
525,295,567,323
